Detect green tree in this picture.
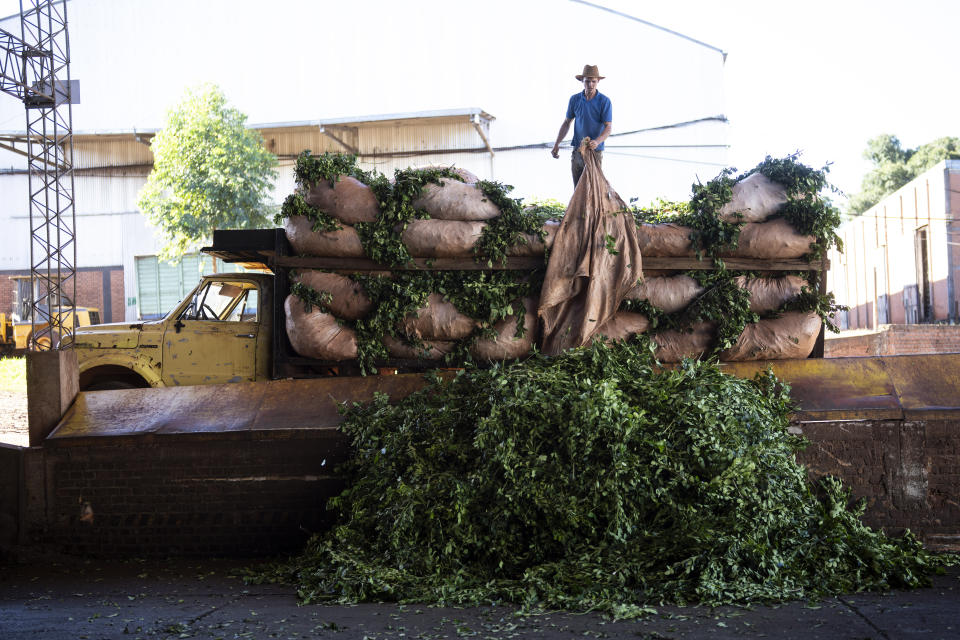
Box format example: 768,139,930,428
848,134,960,214
138,84,278,259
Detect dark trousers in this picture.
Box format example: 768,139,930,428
571,148,603,187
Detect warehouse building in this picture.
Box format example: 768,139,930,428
826,160,960,355
0,0,728,322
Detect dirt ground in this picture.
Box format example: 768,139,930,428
0,389,28,447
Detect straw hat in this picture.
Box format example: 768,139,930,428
575,64,605,81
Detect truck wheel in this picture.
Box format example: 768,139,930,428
29,330,59,351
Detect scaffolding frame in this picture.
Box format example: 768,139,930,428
19,0,76,349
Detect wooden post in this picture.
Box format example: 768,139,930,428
26,349,78,446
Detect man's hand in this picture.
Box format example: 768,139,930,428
587,139,600,150
552,119,572,159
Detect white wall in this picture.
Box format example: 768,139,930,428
0,0,728,320
0,0,727,202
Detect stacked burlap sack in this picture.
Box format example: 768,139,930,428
283,163,825,365
281,165,552,362
284,270,538,362
609,273,821,362
596,171,823,361
284,167,559,258
636,173,815,259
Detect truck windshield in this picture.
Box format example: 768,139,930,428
180,281,258,322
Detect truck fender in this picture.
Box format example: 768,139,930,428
78,355,164,390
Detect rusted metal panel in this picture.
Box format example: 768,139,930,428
48,373,441,441
49,356,960,442
720,357,904,421
880,353,960,419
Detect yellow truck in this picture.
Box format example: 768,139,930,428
1,275,102,354
67,271,272,390
66,229,345,390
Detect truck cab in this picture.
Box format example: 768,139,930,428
68,272,273,390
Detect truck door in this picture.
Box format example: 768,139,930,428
161,279,261,386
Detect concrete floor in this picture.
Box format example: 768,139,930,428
1,554,958,640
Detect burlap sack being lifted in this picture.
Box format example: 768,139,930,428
471,297,539,361
401,219,486,258
538,144,643,354
412,181,501,221
595,312,650,343
294,270,373,320
400,293,478,340
304,175,379,225
719,311,821,361
626,275,704,313
718,172,789,223
285,215,366,258
653,322,716,363
735,274,806,313
284,295,358,360
382,334,456,360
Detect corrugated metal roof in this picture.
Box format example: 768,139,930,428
0,107,495,140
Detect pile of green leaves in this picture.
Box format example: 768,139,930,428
292,270,541,373
253,341,945,613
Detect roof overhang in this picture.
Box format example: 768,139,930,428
0,107,495,144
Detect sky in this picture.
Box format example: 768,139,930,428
0,0,956,206
595,0,960,203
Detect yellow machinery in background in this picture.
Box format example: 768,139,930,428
0,275,101,354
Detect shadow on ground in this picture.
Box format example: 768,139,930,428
1,549,958,639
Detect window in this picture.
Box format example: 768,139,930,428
178,280,259,322
135,254,246,320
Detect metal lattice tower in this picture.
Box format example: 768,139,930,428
22,0,76,350
0,0,75,350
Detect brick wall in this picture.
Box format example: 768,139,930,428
796,419,960,549
25,430,348,556
16,416,960,556
0,267,123,324
825,324,960,357
0,444,21,546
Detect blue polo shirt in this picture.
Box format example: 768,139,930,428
566,91,612,151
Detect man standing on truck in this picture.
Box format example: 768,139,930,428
551,64,612,187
